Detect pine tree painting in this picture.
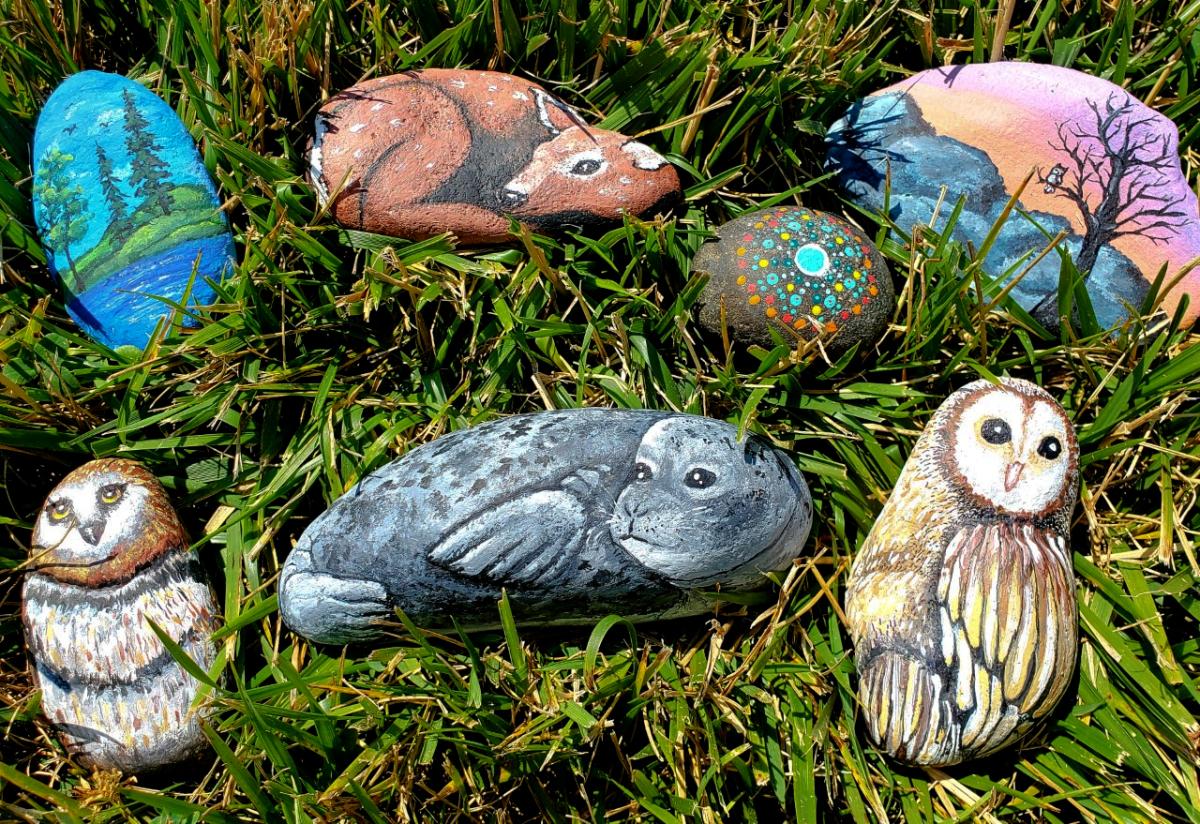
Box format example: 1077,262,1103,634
95,145,132,245
122,87,173,216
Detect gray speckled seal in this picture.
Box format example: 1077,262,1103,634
279,409,813,642
692,206,894,355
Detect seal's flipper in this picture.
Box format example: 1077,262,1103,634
279,547,390,644
427,489,585,586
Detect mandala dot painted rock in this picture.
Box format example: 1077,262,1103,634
692,206,894,353
32,71,235,350
826,62,1200,331
279,409,813,642
309,69,683,244
22,459,220,772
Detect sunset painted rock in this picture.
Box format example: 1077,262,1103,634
309,69,683,244
32,71,235,350
693,206,893,353
22,459,220,772
279,409,812,641
827,63,1200,331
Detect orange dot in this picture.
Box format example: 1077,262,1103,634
736,275,746,285
736,247,746,256
852,305,862,314
864,258,873,268
766,307,777,318
749,295,761,305
869,286,878,296
794,319,806,329
825,321,838,333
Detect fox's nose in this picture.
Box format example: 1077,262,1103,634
501,188,528,209
78,520,105,546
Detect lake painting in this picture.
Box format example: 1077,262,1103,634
32,71,235,349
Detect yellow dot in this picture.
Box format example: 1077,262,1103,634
736,247,746,256
749,295,761,305
786,283,794,292
780,232,790,240
766,307,777,318
758,258,768,267
835,237,844,244
736,275,746,285
801,214,812,221
834,283,843,292
812,305,822,315
852,270,861,280
754,222,764,229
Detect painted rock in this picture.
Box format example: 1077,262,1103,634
827,63,1200,331
279,409,813,641
845,378,1078,765
22,459,220,772
692,206,893,353
309,69,683,244
32,71,235,349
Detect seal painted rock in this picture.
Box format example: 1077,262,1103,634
309,69,683,244
32,71,236,349
693,206,893,353
22,459,220,772
279,409,813,641
826,62,1200,331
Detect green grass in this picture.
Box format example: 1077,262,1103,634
1,0,1199,821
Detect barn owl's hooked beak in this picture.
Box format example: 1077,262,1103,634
1004,462,1025,492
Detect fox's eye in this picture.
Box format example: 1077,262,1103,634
570,158,603,176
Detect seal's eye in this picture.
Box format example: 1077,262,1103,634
99,483,125,505
47,500,70,522
1037,436,1062,460
570,158,602,176
684,468,716,489
634,462,653,482
980,418,1012,445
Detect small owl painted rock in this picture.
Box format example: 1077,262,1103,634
22,459,219,772
692,206,894,354
845,378,1079,765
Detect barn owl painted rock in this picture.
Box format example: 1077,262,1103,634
845,378,1079,765
22,459,219,772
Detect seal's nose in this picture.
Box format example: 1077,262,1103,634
78,520,105,546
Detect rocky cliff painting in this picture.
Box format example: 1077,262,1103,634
826,63,1200,331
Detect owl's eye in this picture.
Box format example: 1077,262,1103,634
47,500,70,521
98,483,126,504
685,468,716,488
634,462,653,482
980,418,1012,445
1037,436,1062,460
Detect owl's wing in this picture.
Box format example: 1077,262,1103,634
427,487,589,587
936,522,1077,757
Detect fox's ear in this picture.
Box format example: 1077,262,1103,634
533,88,587,135
622,141,668,171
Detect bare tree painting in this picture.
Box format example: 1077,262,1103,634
1038,92,1190,276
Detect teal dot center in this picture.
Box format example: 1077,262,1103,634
794,243,829,276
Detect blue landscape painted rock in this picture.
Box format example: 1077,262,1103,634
693,206,894,354
826,63,1200,331
279,409,813,641
32,71,235,349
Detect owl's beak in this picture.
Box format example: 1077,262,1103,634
1004,461,1025,492
78,520,105,546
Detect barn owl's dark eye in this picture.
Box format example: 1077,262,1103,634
1037,436,1062,460
570,158,602,176
48,500,71,521
980,418,1012,445
684,468,716,488
99,483,126,505
634,462,653,482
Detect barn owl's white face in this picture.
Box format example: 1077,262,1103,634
33,467,155,571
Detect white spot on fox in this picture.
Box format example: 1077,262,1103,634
426,162,434,169
512,91,529,102
370,102,385,112
451,79,467,88
487,84,498,92
390,118,402,126
619,176,632,185
622,141,667,171
349,123,367,133
353,149,363,159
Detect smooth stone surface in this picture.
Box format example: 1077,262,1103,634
22,459,219,772
279,409,813,641
826,62,1200,330
845,378,1079,765
309,69,683,244
32,71,235,350
693,206,893,353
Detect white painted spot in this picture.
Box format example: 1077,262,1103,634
451,79,467,88
623,141,667,171
426,162,434,169
390,118,402,126
370,102,385,112
512,91,529,101
619,176,632,185
486,100,494,107
353,149,363,159
487,84,498,92
349,123,367,133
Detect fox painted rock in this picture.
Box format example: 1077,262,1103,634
309,69,683,244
